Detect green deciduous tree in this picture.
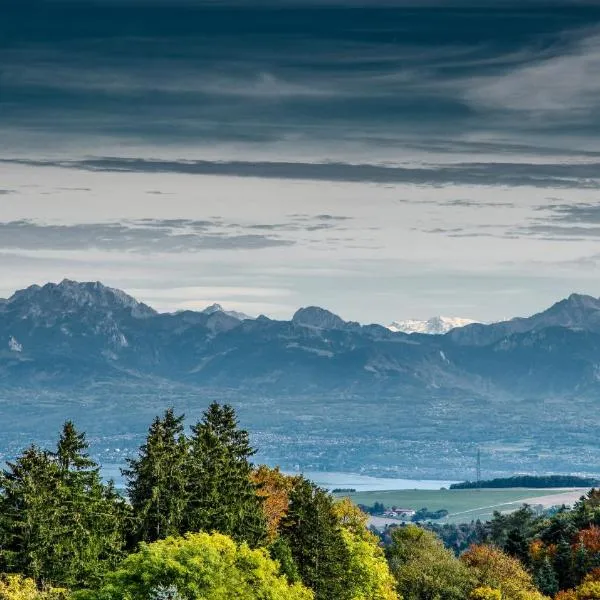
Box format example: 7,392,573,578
75,531,313,600
387,524,474,600
333,498,399,600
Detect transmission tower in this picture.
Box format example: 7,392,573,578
476,448,481,490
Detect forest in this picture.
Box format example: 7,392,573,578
0,403,599,600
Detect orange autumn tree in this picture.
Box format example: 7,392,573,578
251,466,299,541
574,526,600,555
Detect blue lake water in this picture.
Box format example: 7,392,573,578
100,464,456,492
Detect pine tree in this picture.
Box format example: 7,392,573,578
279,477,352,600
123,409,189,545
184,403,266,547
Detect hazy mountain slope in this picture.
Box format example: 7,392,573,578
449,293,600,346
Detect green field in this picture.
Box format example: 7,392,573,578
334,488,585,524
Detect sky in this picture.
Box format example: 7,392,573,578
2,1,600,324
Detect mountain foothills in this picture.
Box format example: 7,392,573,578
1,279,600,477
2,279,600,395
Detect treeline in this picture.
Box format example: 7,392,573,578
451,475,599,490
0,403,599,600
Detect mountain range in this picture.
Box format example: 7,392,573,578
1,280,599,478
3,279,600,396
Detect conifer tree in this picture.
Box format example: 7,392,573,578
184,403,266,547
534,557,559,597
50,421,128,587
0,423,127,588
554,536,575,591
0,445,61,583
279,477,352,600
123,408,189,545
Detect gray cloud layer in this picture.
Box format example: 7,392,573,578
0,220,294,252
3,157,600,188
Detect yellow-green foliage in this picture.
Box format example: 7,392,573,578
387,524,474,600
0,575,68,600
470,586,502,600
575,580,600,599
461,545,548,600
76,531,313,600
333,499,400,600
340,529,400,600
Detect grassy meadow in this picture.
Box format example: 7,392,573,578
333,488,587,524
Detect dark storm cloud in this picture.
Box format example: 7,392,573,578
3,1,600,157
3,157,600,189
0,220,294,252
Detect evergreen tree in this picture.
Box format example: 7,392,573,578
184,402,266,547
0,445,61,584
0,423,127,588
123,409,189,545
573,541,590,585
534,557,559,597
554,536,575,591
52,422,127,587
279,477,352,600
505,527,530,567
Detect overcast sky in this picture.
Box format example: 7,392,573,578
2,1,600,323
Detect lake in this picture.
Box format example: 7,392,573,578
100,464,456,492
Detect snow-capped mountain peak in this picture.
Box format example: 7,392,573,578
388,316,478,335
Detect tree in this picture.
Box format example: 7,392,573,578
0,446,60,583
555,536,576,591
0,575,68,600
534,557,559,597
333,499,399,600
0,423,127,588
506,527,531,567
123,409,189,545
184,403,266,547
252,465,299,542
280,478,351,600
461,544,547,600
387,524,474,600
75,532,313,600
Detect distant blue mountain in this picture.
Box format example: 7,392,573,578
1,280,600,398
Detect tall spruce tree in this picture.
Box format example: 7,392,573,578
123,409,189,545
50,421,128,587
0,445,60,584
279,477,352,600
0,423,127,588
534,557,559,597
554,536,575,591
184,403,266,547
